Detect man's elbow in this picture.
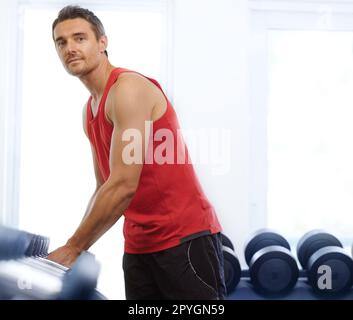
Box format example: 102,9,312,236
121,183,137,200
106,177,138,201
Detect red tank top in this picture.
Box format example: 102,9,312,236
86,68,222,253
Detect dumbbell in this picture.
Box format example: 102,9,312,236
21,255,69,278
25,234,49,257
221,233,234,251
0,226,63,288
0,251,102,299
297,230,353,296
0,226,104,299
18,232,69,277
0,225,32,260
244,229,299,296
59,251,101,300
220,233,241,295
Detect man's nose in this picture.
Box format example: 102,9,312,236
65,39,77,55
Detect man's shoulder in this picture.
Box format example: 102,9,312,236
116,70,148,84
107,71,159,103
105,71,159,121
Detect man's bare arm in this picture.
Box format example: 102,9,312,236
47,75,155,266
80,105,104,225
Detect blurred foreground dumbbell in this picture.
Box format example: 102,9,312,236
58,251,101,300
244,229,299,296
25,234,50,257
0,225,104,300
0,251,101,300
220,233,241,295
0,225,32,260
0,226,66,276
0,226,49,260
297,230,353,296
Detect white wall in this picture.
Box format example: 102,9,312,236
173,0,250,262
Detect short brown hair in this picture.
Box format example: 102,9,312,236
52,5,108,56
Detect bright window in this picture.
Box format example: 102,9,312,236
249,1,353,246
268,30,353,243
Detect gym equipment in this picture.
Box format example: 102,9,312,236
220,233,241,295
25,234,49,257
59,251,100,300
244,229,299,296
227,277,353,300
0,225,106,300
221,233,234,251
297,230,353,296
0,226,32,260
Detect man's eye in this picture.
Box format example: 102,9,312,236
77,37,84,42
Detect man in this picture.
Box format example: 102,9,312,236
48,5,226,300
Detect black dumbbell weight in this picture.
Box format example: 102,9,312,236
220,233,241,295
221,233,234,251
244,229,299,296
297,230,353,296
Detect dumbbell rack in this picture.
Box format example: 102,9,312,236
227,278,353,300
222,230,353,299
0,225,106,300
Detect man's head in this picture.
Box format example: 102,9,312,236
52,6,108,76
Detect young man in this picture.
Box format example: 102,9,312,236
48,5,226,300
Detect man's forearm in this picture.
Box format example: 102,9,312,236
80,186,101,226
67,181,134,251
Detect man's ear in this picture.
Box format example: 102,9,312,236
99,35,108,54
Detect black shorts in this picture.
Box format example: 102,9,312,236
122,233,226,300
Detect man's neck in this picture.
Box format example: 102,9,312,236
79,60,116,101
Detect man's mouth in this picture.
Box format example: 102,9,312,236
67,58,82,64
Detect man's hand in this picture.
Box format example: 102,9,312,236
46,244,82,268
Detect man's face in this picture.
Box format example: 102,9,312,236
53,18,107,77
